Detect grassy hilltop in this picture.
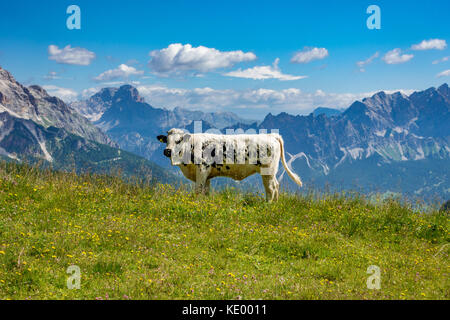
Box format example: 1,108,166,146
0,161,448,300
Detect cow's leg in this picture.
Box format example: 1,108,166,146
195,165,210,195
204,178,211,195
274,178,279,201
262,174,278,202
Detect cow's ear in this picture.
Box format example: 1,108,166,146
157,135,167,143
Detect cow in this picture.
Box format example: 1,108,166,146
157,128,303,202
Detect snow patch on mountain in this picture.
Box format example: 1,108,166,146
348,147,364,160
374,130,386,137
393,127,408,134
0,146,19,161
22,121,53,162
278,151,312,182
415,146,425,160
0,103,25,119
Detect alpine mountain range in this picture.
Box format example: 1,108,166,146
0,66,448,201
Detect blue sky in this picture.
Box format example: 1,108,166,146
0,0,449,119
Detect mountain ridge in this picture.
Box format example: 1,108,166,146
0,66,175,183
0,66,116,147
70,85,255,165
222,84,449,199
73,83,449,200
5,65,447,199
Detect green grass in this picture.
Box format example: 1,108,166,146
0,161,448,300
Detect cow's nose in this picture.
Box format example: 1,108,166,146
163,149,172,158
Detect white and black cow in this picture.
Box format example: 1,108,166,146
157,128,302,202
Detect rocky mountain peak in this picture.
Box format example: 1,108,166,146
391,91,407,99
0,66,15,82
28,85,49,98
312,107,342,117
0,66,115,147
438,83,449,90
343,100,368,116
95,87,118,102
409,86,443,103
114,85,145,103
369,91,387,101
437,83,449,98
416,86,439,98
373,90,386,97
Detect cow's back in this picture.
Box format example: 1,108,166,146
187,133,281,179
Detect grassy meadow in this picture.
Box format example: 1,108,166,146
0,161,448,300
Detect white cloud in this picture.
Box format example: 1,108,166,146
411,39,447,50
71,83,415,119
100,80,141,86
432,56,449,64
134,84,405,118
94,64,144,82
437,69,450,78
81,87,101,99
382,48,414,64
42,85,78,102
148,43,256,74
79,81,141,99
356,52,379,72
291,47,329,64
48,45,96,66
224,58,306,81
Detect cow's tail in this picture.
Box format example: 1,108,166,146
275,135,303,187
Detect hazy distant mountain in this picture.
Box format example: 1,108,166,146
236,84,449,200
311,107,343,117
0,66,175,183
70,87,119,122
71,82,450,199
71,86,253,129
172,106,254,129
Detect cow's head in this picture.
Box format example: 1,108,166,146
157,128,190,165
